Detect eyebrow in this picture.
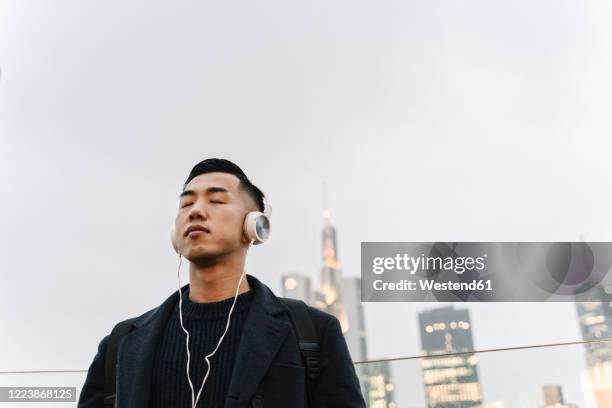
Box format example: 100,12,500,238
179,186,230,199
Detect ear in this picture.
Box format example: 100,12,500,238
171,227,180,253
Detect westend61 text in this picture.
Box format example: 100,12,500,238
373,279,493,291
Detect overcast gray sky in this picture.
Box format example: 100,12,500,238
2,1,612,406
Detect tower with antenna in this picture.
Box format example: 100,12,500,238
281,183,395,406
317,183,349,332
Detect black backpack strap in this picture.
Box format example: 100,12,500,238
278,297,320,406
103,319,134,407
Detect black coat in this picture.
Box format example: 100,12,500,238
78,274,367,407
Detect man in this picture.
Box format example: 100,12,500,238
78,158,366,407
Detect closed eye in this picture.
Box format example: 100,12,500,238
180,200,225,207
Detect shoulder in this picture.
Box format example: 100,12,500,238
110,305,159,331
304,304,338,328
127,305,160,326
306,306,344,341
116,288,180,330
281,300,343,342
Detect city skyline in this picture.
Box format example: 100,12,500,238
279,195,600,408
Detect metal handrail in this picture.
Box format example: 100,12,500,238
1,337,611,373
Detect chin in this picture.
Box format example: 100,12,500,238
184,245,224,263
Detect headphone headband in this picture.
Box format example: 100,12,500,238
262,193,272,218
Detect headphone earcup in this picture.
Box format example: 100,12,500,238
243,211,271,245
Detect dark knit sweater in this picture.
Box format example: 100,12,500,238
150,287,255,408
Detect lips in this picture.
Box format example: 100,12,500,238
184,225,211,237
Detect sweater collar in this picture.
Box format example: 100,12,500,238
131,274,287,330
180,284,254,321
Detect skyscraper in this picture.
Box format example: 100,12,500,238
341,276,367,362
317,201,349,333
315,190,395,407
283,189,396,407
575,286,612,408
542,385,564,406
541,385,578,408
363,360,396,408
419,306,482,408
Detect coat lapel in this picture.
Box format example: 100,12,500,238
115,275,291,408
115,286,184,407
224,275,292,407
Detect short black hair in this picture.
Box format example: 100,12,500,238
183,158,265,213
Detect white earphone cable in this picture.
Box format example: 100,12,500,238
176,239,254,408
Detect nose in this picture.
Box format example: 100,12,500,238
188,198,210,222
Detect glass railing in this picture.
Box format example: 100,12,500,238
1,338,610,407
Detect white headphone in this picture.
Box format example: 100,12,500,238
170,193,271,408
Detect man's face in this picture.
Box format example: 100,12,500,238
175,172,255,262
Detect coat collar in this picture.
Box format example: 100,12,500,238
115,274,292,408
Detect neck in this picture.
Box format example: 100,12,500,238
187,251,251,303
